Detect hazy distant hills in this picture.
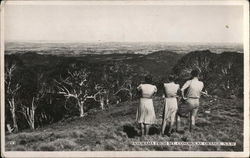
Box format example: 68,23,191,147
5,49,183,78
5,42,243,55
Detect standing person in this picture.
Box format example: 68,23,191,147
161,75,180,136
181,69,206,129
136,75,157,136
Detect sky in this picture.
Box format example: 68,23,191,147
4,4,244,43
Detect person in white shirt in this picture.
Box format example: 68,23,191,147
181,69,207,127
161,75,180,136
136,75,157,136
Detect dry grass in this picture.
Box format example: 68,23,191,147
5,97,243,151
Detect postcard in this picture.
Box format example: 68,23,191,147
1,0,249,157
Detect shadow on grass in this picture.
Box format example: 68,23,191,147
195,122,211,127
123,124,139,138
149,125,161,135
123,124,161,138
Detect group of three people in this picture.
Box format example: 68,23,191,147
136,69,205,136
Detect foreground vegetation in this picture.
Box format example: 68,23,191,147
5,96,243,151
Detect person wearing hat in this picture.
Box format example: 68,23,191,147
180,69,207,127
136,75,157,136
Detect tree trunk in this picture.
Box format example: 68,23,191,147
31,98,35,130
78,100,85,117
129,92,133,100
9,98,18,132
100,98,105,110
11,108,18,132
30,109,35,130
106,99,109,109
31,121,35,130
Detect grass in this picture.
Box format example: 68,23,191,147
5,96,243,151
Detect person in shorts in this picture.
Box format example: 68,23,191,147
181,69,207,127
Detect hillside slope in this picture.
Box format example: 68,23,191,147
172,50,243,97
5,96,243,151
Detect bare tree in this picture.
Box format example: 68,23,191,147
19,73,46,130
221,61,233,89
54,68,92,117
107,63,135,101
93,84,110,110
20,98,36,130
5,63,21,132
114,79,133,100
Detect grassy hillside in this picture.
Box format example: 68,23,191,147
5,96,243,151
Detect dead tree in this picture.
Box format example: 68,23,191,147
93,84,110,110
54,69,92,117
221,62,233,89
5,64,21,132
114,79,133,100
19,74,46,130
20,98,37,130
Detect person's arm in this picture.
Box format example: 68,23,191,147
176,84,182,101
153,86,157,97
181,80,190,100
176,84,180,97
163,84,167,98
200,82,209,97
201,90,208,96
137,84,142,91
136,84,142,97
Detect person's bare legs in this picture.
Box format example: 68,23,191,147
189,111,192,132
140,123,145,136
176,115,181,132
169,112,176,134
191,108,199,126
145,124,150,136
161,120,167,135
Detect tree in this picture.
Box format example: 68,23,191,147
54,68,92,117
114,79,133,100
93,84,109,110
107,63,137,101
19,73,46,130
5,63,21,132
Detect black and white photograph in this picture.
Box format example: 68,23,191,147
1,0,249,157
